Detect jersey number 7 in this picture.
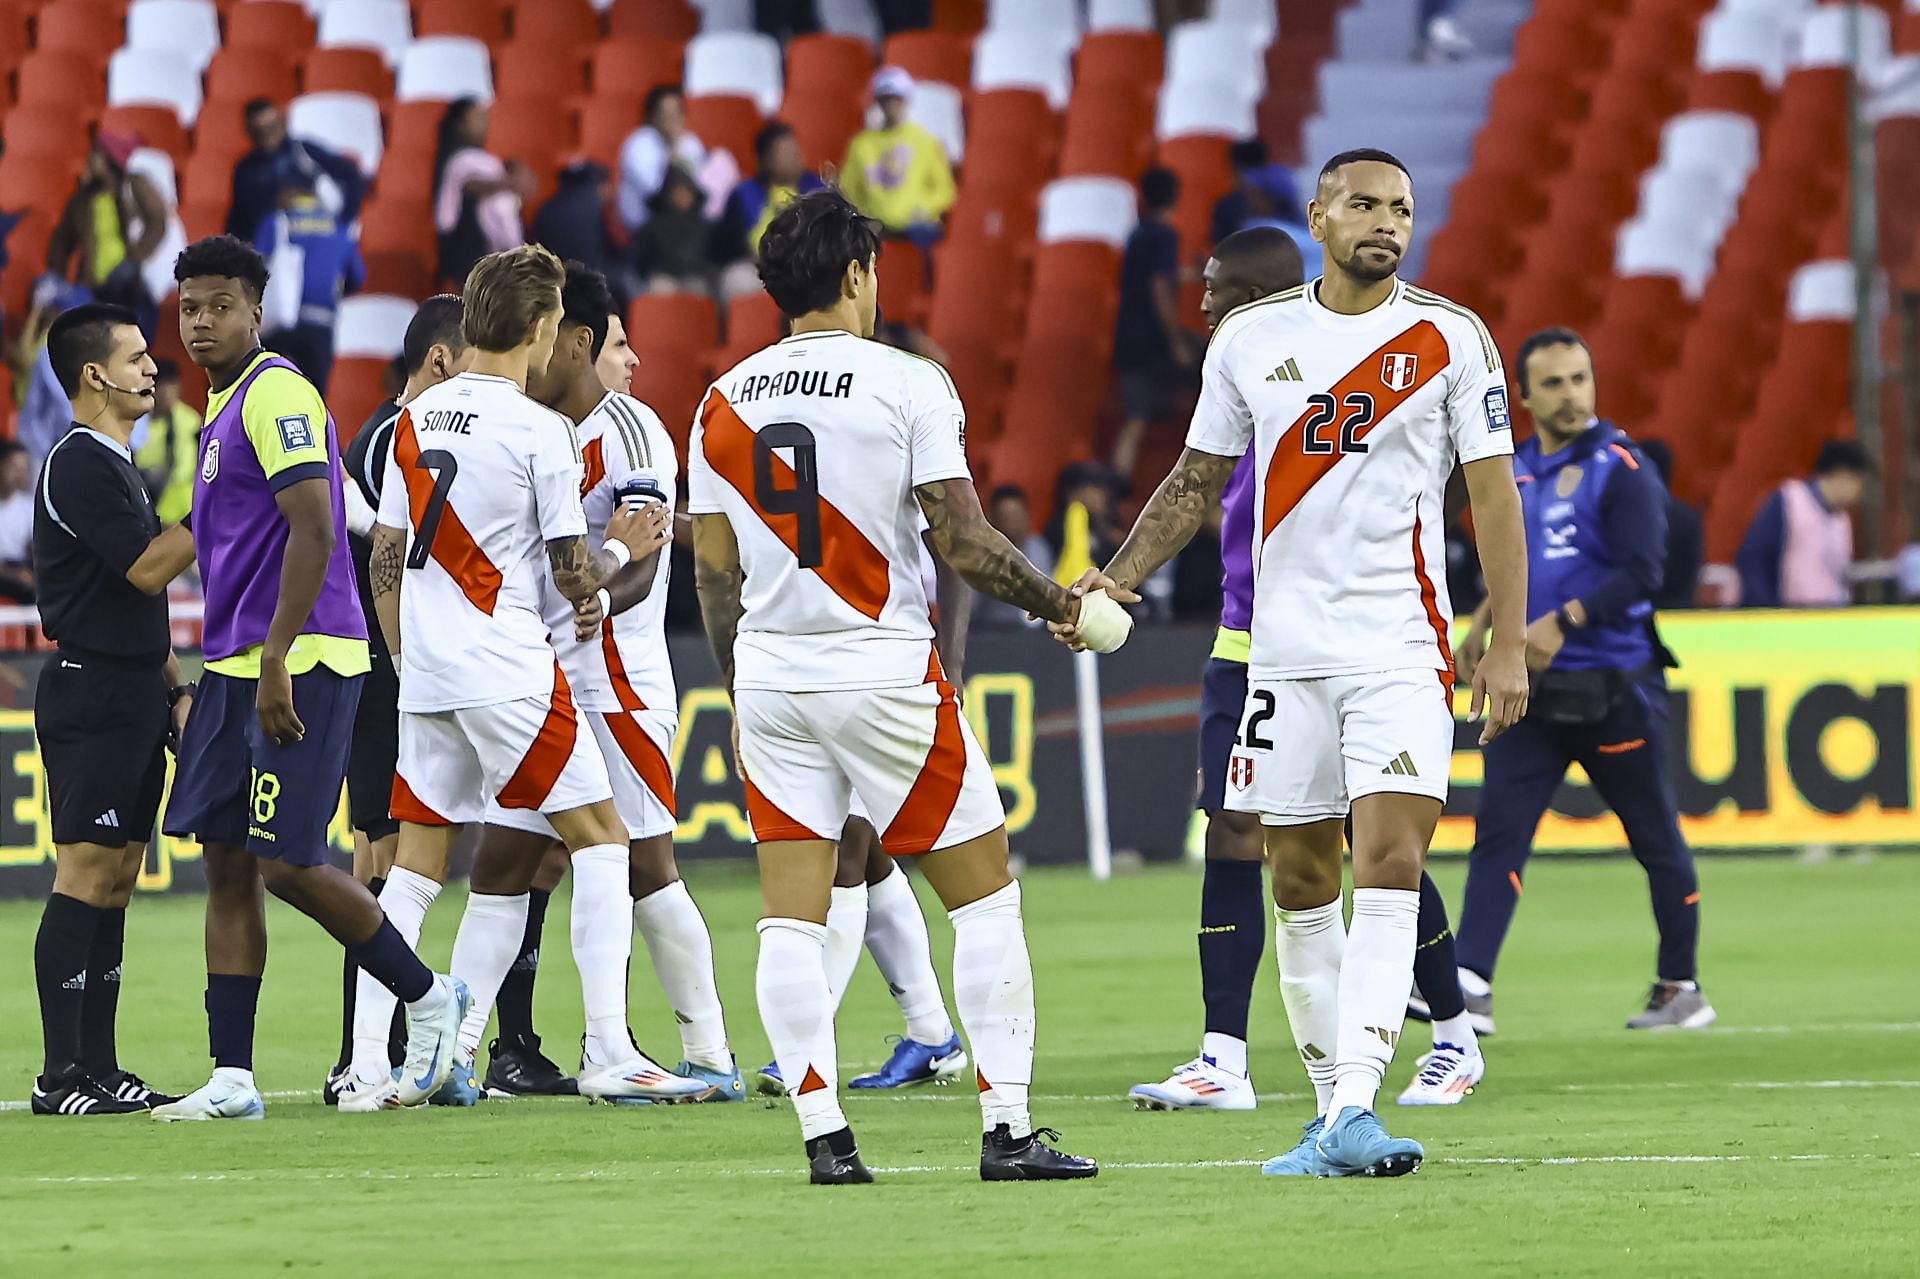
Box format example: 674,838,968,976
752,421,823,568
406,449,457,569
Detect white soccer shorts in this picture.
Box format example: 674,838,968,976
486,708,678,841
1224,668,1454,825
392,666,612,827
735,678,1004,854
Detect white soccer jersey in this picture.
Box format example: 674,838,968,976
1185,279,1512,681
376,371,587,712
536,391,678,713
687,329,970,692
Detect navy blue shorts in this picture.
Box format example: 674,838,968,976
1196,657,1248,812
163,666,362,865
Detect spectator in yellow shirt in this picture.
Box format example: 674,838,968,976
841,67,956,242
133,358,201,525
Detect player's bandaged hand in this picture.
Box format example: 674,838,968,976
1069,588,1134,654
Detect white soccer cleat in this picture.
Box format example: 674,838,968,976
335,1070,402,1113
1127,1056,1256,1111
394,975,472,1107
151,1068,265,1122
579,1052,717,1104
1396,1044,1485,1107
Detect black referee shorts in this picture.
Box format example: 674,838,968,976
347,656,399,842
35,652,168,848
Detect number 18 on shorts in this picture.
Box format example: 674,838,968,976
1224,670,1454,825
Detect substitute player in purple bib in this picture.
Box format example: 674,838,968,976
154,236,469,1121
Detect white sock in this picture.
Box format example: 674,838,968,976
569,844,634,1067
351,867,440,1083
1201,1031,1248,1078
1433,1012,1479,1056
449,892,529,1059
1457,965,1490,998
948,881,1033,1138
756,917,846,1141
823,883,869,1008
1327,887,1419,1121
1275,895,1346,1116
211,1064,254,1090
633,881,730,1070
863,865,955,1047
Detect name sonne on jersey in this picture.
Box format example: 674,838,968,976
729,369,855,404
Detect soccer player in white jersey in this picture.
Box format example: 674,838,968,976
345,246,667,1111
449,262,735,1104
689,190,1130,1184
1056,150,1530,1177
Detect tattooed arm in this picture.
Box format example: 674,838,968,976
915,479,1075,624
369,521,406,660
1101,447,1239,593
546,502,671,606
692,513,744,695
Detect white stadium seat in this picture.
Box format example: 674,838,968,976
126,147,186,304
396,36,496,104
987,0,1081,40
1787,260,1856,321
1166,21,1269,100
1616,212,1718,297
1658,112,1761,188
817,0,881,45
334,295,419,360
1797,3,1891,73
909,80,966,163
1872,55,1920,118
1207,0,1280,43
1087,0,1155,33
1155,80,1257,140
692,0,755,32
972,29,1075,109
107,48,203,126
288,92,384,175
1637,167,1740,235
684,32,784,116
317,0,413,68
1037,176,1138,248
125,0,222,74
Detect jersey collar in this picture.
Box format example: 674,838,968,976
778,329,852,343
1303,276,1405,328
62,423,134,461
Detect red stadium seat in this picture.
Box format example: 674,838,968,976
389,101,447,161
629,293,720,356
784,90,865,172
1510,13,1610,88
358,197,435,262
361,250,433,300
1684,68,1773,124
683,95,762,170
2,106,92,162
1031,242,1119,301
14,50,105,116
579,95,645,169
32,3,119,68
1076,32,1162,92
629,359,709,458
415,0,508,44
786,33,873,98
99,105,187,163
329,358,393,443
881,31,972,90
719,289,784,357
509,0,599,47
969,89,1059,156
877,237,930,329
179,146,236,207
1059,87,1154,179
588,38,685,100
931,0,985,34
205,49,298,107
487,97,579,172
303,48,394,100
226,0,315,53
190,103,258,168
495,42,591,100
606,0,697,42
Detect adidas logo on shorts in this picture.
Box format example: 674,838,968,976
1381,751,1419,777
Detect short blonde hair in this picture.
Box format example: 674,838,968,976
461,245,565,352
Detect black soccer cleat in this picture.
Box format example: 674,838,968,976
98,1069,181,1110
806,1127,875,1185
483,1032,578,1097
31,1072,146,1116
980,1125,1099,1181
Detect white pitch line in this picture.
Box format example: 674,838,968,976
1559,1079,1920,1093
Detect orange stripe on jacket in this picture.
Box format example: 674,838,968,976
496,664,580,810
1260,319,1451,540
882,679,969,856
393,410,504,615
601,709,677,818
699,390,892,621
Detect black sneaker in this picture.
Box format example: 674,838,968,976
980,1125,1098,1181
97,1069,181,1109
323,1064,348,1106
31,1072,146,1116
806,1127,874,1185
483,1032,578,1097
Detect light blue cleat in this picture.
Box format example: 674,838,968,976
430,1053,480,1106
152,1068,266,1122
850,1034,968,1089
1259,1116,1331,1176
396,976,472,1107
1315,1107,1424,1177
754,1060,787,1097
674,1059,747,1102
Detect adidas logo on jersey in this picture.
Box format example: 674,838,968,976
1264,358,1304,382
62,970,87,991
1382,751,1419,777
94,808,120,829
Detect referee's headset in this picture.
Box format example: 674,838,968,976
75,363,154,429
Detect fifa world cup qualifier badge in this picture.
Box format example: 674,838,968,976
1484,387,1511,433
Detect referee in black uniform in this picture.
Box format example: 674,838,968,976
29,303,198,1115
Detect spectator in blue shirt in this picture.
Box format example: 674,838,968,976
1112,167,1191,479
254,181,365,395
228,99,365,245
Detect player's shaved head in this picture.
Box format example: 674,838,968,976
1201,227,1304,331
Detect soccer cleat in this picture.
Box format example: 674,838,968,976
1396,1044,1485,1107
806,1127,874,1185
98,1069,181,1110
1315,1108,1424,1177
151,1069,266,1122
850,1034,969,1090
980,1125,1099,1181
1625,982,1717,1030
1411,985,1497,1037
1259,1116,1332,1176
579,1050,716,1104
322,1064,348,1107
31,1073,146,1116
483,1032,578,1097
674,1058,747,1101
335,1069,402,1113
1128,1055,1256,1111
430,1053,480,1106
754,1060,788,1097
395,976,471,1107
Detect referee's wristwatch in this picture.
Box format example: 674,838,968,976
168,681,197,707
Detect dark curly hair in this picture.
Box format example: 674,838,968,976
560,261,616,361
756,188,881,319
173,234,270,301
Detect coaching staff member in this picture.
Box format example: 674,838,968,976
30,303,197,1115
1452,328,1714,1033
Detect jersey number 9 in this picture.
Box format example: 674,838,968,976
753,421,822,569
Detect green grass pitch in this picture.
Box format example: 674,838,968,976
4,854,1917,1277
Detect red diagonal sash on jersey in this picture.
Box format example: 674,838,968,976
393,409,504,615
580,434,607,497
699,390,892,621
1261,320,1451,541
601,621,646,711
